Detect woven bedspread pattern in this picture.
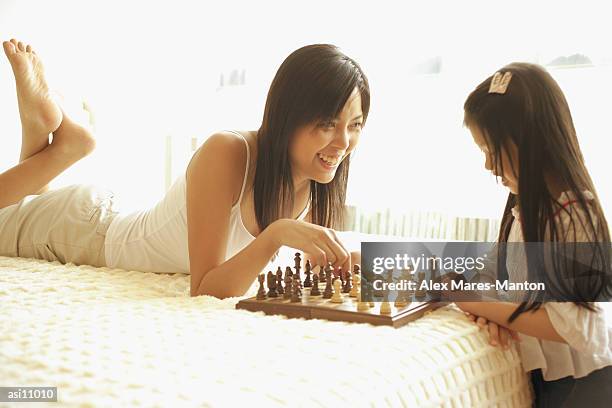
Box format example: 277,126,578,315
0,256,532,407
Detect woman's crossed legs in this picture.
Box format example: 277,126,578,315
0,38,95,209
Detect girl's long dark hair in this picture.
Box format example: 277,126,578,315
254,44,370,231
464,63,611,321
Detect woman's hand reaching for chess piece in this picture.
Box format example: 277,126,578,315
268,219,351,273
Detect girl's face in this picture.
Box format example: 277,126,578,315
289,88,364,186
469,125,519,194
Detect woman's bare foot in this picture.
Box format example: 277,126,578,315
3,39,62,135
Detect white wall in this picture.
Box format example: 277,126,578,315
1,0,610,218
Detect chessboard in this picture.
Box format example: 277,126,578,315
236,254,439,328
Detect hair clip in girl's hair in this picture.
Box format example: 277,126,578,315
488,71,513,94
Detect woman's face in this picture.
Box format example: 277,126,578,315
289,88,364,186
469,125,519,194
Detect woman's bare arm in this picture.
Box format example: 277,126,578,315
186,132,280,298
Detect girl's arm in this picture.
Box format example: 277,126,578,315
456,301,566,343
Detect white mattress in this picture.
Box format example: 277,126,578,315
0,256,533,407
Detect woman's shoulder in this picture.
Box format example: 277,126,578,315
189,131,253,166
186,131,256,204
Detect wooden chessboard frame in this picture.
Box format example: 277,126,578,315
236,293,440,328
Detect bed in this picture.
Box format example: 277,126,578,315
0,251,533,407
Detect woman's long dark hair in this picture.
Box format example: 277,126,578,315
464,62,611,321
254,44,370,231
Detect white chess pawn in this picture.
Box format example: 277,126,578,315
380,300,392,315
357,291,369,311
394,293,409,309
331,279,344,303
350,273,359,297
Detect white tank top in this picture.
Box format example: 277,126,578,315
104,131,308,274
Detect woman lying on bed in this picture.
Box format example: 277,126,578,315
0,38,368,298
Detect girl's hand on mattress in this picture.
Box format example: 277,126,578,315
269,219,351,271
465,312,520,349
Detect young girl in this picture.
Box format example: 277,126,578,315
458,63,611,406
0,39,369,299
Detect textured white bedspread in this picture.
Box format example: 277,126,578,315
0,256,532,407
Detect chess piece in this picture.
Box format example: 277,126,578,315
284,275,293,299
342,270,352,293
357,291,370,311
380,292,391,314
331,279,344,303
295,278,302,297
353,264,360,275
318,264,326,282
350,273,360,298
380,301,392,314
293,253,302,288
325,263,334,284
400,267,413,298
322,269,333,299
267,271,278,298
394,291,409,308
431,261,439,283
303,260,312,287
291,278,302,302
293,261,302,289
276,268,284,295
285,266,293,278
256,273,266,300
310,273,321,296
294,252,302,273
415,271,427,298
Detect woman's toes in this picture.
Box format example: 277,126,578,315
26,44,31,53
3,41,16,56
17,41,25,52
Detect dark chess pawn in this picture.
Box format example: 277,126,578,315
342,270,352,293
285,266,293,278
267,271,278,298
318,264,326,282
290,278,302,302
293,261,302,288
256,273,267,300
322,268,334,299
276,268,284,295
283,275,293,299
310,272,321,296
303,260,312,287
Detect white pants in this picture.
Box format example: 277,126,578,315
0,184,118,267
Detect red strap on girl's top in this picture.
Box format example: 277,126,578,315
553,200,579,218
